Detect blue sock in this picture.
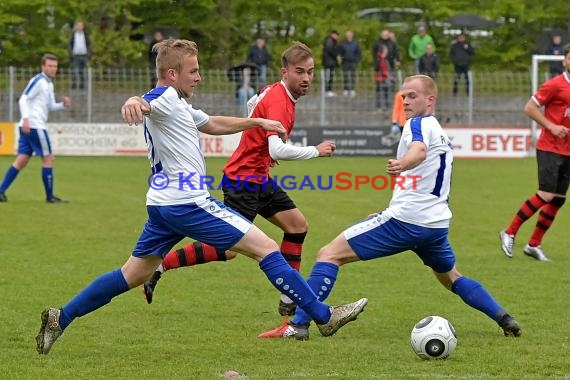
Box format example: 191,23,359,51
292,261,339,326
59,269,129,330
259,252,330,324
42,167,53,199
452,276,505,323
0,166,20,193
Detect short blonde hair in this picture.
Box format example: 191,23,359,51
154,39,199,80
404,74,438,97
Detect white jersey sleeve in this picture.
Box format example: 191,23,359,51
267,135,319,160
190,105,209,129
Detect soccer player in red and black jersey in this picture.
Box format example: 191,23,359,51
143,41,337,336
500,43,570,262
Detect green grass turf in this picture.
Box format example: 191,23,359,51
1,155,569,379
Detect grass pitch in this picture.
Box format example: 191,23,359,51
1,155,569,379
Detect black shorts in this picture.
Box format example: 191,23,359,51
537,149,570,195
222,177,297,222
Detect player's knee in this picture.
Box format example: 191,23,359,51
316,244,339,262
283,217,308,234
225,250,238,261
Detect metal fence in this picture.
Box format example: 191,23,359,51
0,66,545,127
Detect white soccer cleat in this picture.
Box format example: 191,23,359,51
316,298,368,337
36,307,63,355
499,230,515,258
523,244,551,262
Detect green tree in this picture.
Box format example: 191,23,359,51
0,0,568,71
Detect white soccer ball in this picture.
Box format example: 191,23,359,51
410,315,457,360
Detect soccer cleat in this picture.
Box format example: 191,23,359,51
36,307,63,355
316,298,368,337
278,300,296,316
143,271,162,304
499,314,522,337
46,196,68,203
0,192,7,202
523,244,551,262
257,321,309,340
499,229,515,258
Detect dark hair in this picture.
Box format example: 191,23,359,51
564,43,570,57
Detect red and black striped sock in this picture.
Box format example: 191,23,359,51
162,242,227,271
506,193,547,235
529,197,565,246
280,232,307,272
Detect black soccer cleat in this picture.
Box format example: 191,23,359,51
499,314,522,337
46,196,68,203
0,192,7,202
143,271,162,304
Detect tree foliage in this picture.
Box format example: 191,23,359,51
0,0,568,71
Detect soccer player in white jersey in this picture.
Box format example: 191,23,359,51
0,54,71,203
35,39,367,355
278,75,522,340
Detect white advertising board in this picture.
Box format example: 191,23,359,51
45,123,241,157
445,127,536,158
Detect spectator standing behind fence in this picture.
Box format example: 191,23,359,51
339,30,361,97
375,46,391,114
149,31,164,88
408,26,434,74
418,44,440,79
0,54,71,203
323,30,340,97
545,34,564,79
450,33,474,96
68,21,91,90
373,30,400,72
247,36,270,90
373,30,400,112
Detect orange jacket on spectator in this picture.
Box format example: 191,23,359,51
391,90,406,127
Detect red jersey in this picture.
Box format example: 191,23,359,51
533,72,570,156
224,81,296,183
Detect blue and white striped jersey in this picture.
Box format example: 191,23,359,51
18,73,65,130
386,115,453,228
142,86,210,206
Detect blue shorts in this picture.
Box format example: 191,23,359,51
344,213,456,273
132,197,252,258
17,128,52,156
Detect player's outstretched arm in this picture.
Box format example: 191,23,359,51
121,96,150,125
200,116,286,139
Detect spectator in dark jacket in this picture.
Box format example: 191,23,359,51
418,44,440,79
372,29,400,71
339,30,361,96
322,30,340,96
450,33,474,96
544,34,564,78
246,37,270,89
372,30,400,106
